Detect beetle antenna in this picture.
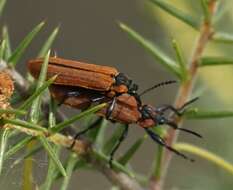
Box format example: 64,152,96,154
139,80,177,97
166,121,202,138
179,97,199,110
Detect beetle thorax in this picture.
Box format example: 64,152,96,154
115,73,138,95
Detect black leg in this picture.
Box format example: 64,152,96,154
58,89,108,107
109,124,129,168
106,96,117,119
156,105,183,116
70,117,103,149
165,120,202,138
156,97,199,116
144,128,194,162
79,95,108,112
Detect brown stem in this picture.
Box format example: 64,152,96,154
152,1,217,189
88,154,144,190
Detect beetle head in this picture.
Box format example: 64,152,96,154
139,104,168,126
138,104,202,138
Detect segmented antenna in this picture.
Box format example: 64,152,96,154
179,97,199,110
139,80,177,97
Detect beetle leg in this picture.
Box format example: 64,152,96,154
163,120,202,138
89,95,107,104
156,105,182,116
60,89,107,109
106,96,117,119
144,128,194,162
156,97,199,116
70,117,103,149
109,124,129,168
155,115,202,138
58,90,83,106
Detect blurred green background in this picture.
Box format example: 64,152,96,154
1,0,233,189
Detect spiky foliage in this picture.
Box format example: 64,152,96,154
1,1,233,190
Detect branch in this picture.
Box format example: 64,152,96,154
88,155,144,190
154,0,218,189
2,120,144,190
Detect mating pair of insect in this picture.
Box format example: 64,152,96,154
28,57,201,167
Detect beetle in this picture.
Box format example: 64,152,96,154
50,84,201,167
28,57,201,166
28,57,141,118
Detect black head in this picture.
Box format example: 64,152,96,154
139,104,202,138
140,105,168,127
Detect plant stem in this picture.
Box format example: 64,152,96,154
155,1,218,189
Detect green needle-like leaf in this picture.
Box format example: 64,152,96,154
212,32,233,44
174,143,233,175
0,108,26,116
2,26,12,60
201,0,210,22
60,153,77,190
39,136,66,177
53,157,86,181
29,50,50,122
42,145,61,190
52,103,106,133
151,128,166,178
38,26,60,57
8,21,45,67
149,0,200,29
0,39,6,59
42,98,61,190
2,118,47,132
152,145,164,179
0,0,6,17
0,128,10,173
18,75,57,110
95,118,108,151
26,49,66,178
200,56,233,66
185,108,233,119
118,135,147,165
4,136,34,160
171,39,188,81
119,23,182,79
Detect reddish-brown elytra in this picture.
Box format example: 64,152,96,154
28,57,141,119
